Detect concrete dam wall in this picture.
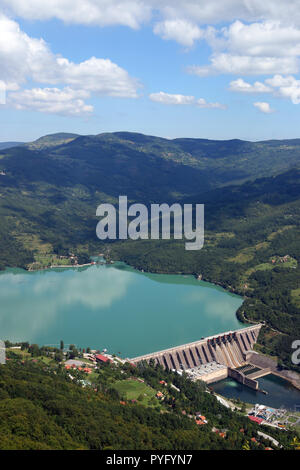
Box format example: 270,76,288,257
130,324,262,372
228,367,259,390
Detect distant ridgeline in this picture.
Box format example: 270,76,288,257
0,132,300,367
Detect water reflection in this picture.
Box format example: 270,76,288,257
0,266,134,341
0,263,243,355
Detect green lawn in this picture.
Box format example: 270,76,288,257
112,379,158,407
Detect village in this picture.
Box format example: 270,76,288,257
5,341,300,450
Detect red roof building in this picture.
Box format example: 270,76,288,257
95,354,110,363
248,415,264,424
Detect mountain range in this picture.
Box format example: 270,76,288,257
0,131,299,366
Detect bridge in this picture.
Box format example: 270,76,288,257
130,324,262,371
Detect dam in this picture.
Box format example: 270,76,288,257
130,324,264,389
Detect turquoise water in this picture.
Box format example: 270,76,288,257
0,262,243,357
211,374,300,411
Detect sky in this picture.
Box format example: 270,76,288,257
0,0,300,142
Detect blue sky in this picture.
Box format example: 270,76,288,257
0,1,300,141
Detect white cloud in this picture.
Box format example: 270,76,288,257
188,20,300,76
42,57,140,98
0,14,140,104
3,1,300,28
188,54,299,76
8,87,93,116
229,75,300,105
149,91,225,109
229,78,272,93
156,1,300,27
223,20,300,57
149,91,195,105
253,101,274,113
266,74,300,104
153,19,203,47
196,98,226,109
0,0,151,28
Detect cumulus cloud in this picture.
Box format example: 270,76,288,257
187,20,300,76
253,101,274,113
149,91,225,109
0,14,140,115
0,0,151,28
223,20,300,57
156,1,300,27
266,74,300,104
153,19,203,47
149,91,195,105
229,78,273,93
2,2,300,112
3,1,300,28
188,53,299,77
8,87,93,116
196,98,226,109
41,57,139,98
229,75,300,105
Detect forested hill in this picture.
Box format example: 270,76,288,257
0,350,296,450
110,169,300,369
2,132,300,200
0,131,300,366
0,131,297,270
0,141,24,150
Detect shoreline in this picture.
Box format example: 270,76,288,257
50,262,95,268
5,255,300,393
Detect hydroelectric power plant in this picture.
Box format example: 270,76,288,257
131,324,266,390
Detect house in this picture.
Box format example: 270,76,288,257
195,419,205,426
195,413,207,423
95,354,110,364
248,415,264,424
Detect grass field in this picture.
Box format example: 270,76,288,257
112,379,159,407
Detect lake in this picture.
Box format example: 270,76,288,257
0,261,243,357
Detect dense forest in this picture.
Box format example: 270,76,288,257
109,169,300,369
0,132,299,366
0,348,297,450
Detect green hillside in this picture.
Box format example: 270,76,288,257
0,132,299,366
109,169,300,369
0,349,295,450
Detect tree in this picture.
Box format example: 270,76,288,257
29,344,41,357
60,340,64,351
55,351,63,362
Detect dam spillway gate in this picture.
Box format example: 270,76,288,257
130,324,263,380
